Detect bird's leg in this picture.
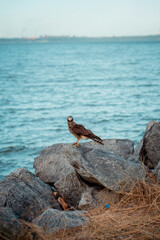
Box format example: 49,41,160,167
76,138,80,147
72,138,80,147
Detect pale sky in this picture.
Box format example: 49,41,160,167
0,0,160,38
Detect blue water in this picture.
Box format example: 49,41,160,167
0,39,160,180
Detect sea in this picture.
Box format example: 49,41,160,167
0,37,160,180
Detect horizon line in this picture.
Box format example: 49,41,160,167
0,34,160,39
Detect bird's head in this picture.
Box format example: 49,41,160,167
67,116,73,122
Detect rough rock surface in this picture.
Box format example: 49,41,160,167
33,208,88,234
81,139,134,159
78,191,93,209
134,121,158,157
153,162,160,182
0,168,61,221
139,122,160,169
0,207,24,240
34,139,145,207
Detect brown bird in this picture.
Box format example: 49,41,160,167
67,116,103,146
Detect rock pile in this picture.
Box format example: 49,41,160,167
0,168,61,221
0,121,160,238
34,139,145,208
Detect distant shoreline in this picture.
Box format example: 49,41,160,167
0,35,160,44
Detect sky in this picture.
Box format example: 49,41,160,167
0,0,160,38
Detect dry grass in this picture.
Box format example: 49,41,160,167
37,179,160,240
77,181,160,240
1,178,160,240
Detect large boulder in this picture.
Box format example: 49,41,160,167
33,208,88,234
139,122,160,169
0,168,61,221
34,143,88,207
134,121,158,157
34,139,145,207
0,207,25,240
80,139,134,159
66,145,145,191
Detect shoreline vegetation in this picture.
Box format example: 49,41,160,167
0,34,160,44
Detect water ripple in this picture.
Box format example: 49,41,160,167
0,146,26,155
0,40,160,180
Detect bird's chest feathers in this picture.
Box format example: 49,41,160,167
68,122,79,137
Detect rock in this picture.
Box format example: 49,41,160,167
34,140,145,205
78,191,93,210
34,144,89,208
72,146,145,191
82,139,134,159
0,207,23,240
139,122,160,169
146,121,158,132
153,161,160,182
54,171,87,207
33,208,88,234
34,139,134,183
134,121,158,157
78,185,106,210
0,168,61,221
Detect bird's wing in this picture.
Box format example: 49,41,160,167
72,124,96,138
72,124,104,145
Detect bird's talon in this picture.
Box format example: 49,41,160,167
72,143,79,147
72,143,78,147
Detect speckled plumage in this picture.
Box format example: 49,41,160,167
67,116,103,146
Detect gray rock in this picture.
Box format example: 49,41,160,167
78,185,105,210
139,122,160,169
34,139,134,183
78,191,93,209
0,207,22,240
34,144,89,208
146,121,158,132
54,171,87,207
153,161,160,182
0,168,61,221
134,121,158,157
33,208,88,234
72,146,145,191
81,139,134,159
34,140,145,202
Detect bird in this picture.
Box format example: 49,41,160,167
67,116,103,147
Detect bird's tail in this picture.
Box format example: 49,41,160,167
91,136,104,145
